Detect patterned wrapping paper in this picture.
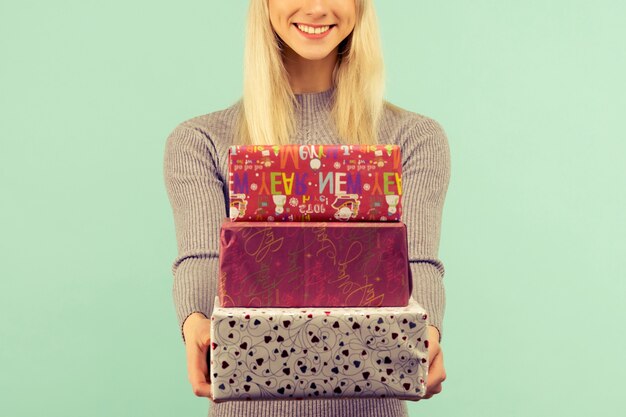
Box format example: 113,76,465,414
209,297,430,402
228,144,402,222
219,220,412,308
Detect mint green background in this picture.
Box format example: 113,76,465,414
1,1,624,416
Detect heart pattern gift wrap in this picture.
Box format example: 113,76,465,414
228,144,402,222
218,219,412,308
209,297,430,401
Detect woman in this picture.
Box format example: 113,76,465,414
164,1,450,416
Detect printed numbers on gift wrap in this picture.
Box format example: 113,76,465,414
227,144,403,221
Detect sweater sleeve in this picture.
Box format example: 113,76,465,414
400,117,451,343
163,124,227,344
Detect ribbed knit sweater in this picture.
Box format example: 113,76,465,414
163,88,451,417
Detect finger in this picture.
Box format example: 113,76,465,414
187,341,212,398
425,350,445,397
425,347,440,381
434,350,446,383
424,359,443,401
426,340,441,366
423,382,442,399
205,350,215,401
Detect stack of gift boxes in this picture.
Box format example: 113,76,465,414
209,144,430,401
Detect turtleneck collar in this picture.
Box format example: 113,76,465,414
294,86,335,114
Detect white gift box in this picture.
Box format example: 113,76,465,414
209,297,430,401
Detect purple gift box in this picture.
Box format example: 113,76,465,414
218,220,412,308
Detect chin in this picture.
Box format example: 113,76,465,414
292,47,335,62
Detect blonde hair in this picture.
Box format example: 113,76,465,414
237,0,385,145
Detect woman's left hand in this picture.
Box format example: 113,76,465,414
420,325,446,400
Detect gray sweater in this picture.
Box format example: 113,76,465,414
163,88,451,417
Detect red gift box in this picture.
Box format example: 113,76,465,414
228,145,402,222
218,220,412,308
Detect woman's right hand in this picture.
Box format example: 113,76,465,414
182,312,213,400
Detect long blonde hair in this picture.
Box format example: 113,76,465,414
238,0,385,145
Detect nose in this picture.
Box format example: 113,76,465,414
302,0,328,18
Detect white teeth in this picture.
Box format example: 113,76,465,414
296,24,330,35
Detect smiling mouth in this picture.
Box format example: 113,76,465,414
293,23,335,35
